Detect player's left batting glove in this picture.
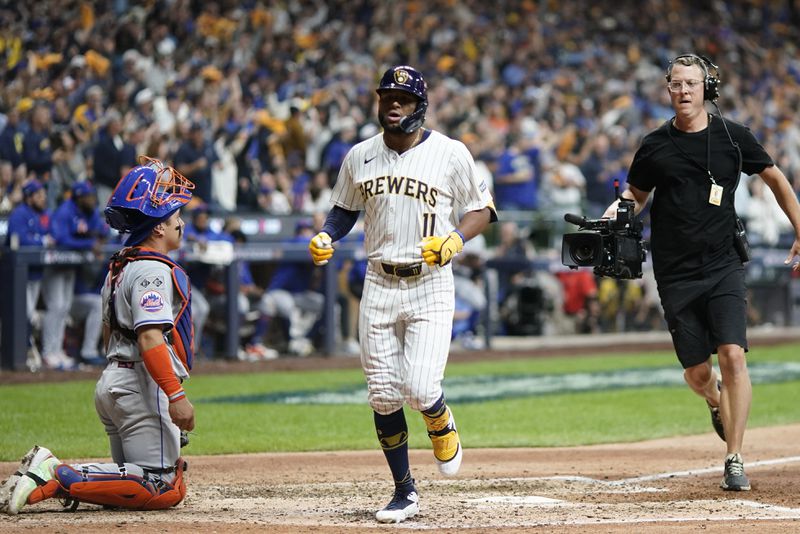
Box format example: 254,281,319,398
420,231,464,267
309,231,334,265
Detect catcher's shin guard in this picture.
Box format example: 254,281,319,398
54,459,187,510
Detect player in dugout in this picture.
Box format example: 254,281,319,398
0,156,196,514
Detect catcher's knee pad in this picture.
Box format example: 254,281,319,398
54,459,187,510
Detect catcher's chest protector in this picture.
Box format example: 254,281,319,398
108,247,195,370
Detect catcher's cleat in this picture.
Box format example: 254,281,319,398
424,407,462,476
375,485,419,523
7,447,60,515
707,380,725,442
720,453,750,491
0,446,40,512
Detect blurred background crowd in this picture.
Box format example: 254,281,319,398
1,0,799,368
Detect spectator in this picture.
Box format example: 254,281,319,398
0,162,23,214
92,110,137,209
174,122,218,208
0,102,28,170
492,136,538,210
256,172,292,215
23,103,54,201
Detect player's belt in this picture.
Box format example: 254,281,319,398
108,360,136,369
381,263,422,277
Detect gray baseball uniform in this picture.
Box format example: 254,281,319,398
94,258,187,479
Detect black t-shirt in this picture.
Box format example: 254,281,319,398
628,115,773,284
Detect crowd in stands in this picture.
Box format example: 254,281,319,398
1,1,799,365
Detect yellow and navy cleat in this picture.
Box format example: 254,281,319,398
423,407,462,476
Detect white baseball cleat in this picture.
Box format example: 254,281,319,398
375,488,419,523
0,446,40,513
7,446,60,515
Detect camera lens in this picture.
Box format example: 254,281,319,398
572,244,596,263
562,232,602,267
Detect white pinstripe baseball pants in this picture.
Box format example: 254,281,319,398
360,263,455,415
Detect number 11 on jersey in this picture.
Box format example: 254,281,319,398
422,213,436,237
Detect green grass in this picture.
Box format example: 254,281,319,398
1,343,799,461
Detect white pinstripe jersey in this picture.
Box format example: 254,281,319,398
330,129,493,264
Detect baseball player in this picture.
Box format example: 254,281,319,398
0,156,196,514
41,181,109,369
309,65,496,523
5,179,51,370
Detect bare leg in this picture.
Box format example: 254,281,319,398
683,356,721,407
716,344,751,455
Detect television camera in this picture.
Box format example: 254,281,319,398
561,182,647,279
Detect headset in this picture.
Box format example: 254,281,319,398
666,54,720,102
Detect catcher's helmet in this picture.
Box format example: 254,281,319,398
376,65,428,133
105,156,194,245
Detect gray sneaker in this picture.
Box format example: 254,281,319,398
720,453,750,491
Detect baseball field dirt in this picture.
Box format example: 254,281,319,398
2,331,799,532
1,424,799,532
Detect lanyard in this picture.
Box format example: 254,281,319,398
667,114,717,185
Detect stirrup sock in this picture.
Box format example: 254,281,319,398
374,409,411,485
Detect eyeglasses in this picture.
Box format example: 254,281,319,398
667,79,704,92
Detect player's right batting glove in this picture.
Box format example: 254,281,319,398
420,231,464,266
309,231,334,265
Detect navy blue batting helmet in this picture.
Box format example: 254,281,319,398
105,156,194,245
376,65,428,133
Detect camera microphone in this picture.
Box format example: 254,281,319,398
564,213,586,226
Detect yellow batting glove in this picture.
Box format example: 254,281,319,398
309,232,334,266
420,231,464,266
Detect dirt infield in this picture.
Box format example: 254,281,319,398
1,424,799,532
2,331,799,531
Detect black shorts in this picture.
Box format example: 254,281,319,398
658,266,748,369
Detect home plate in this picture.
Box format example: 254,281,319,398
466,495,564,505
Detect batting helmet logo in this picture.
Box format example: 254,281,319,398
394,69,410,85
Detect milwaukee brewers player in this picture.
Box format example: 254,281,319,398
0,157,196,514
310,65,496,523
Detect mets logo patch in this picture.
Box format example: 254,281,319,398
140,291,165,312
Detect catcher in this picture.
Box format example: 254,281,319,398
0,157,196,514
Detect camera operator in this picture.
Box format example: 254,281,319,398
603,55,800,492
